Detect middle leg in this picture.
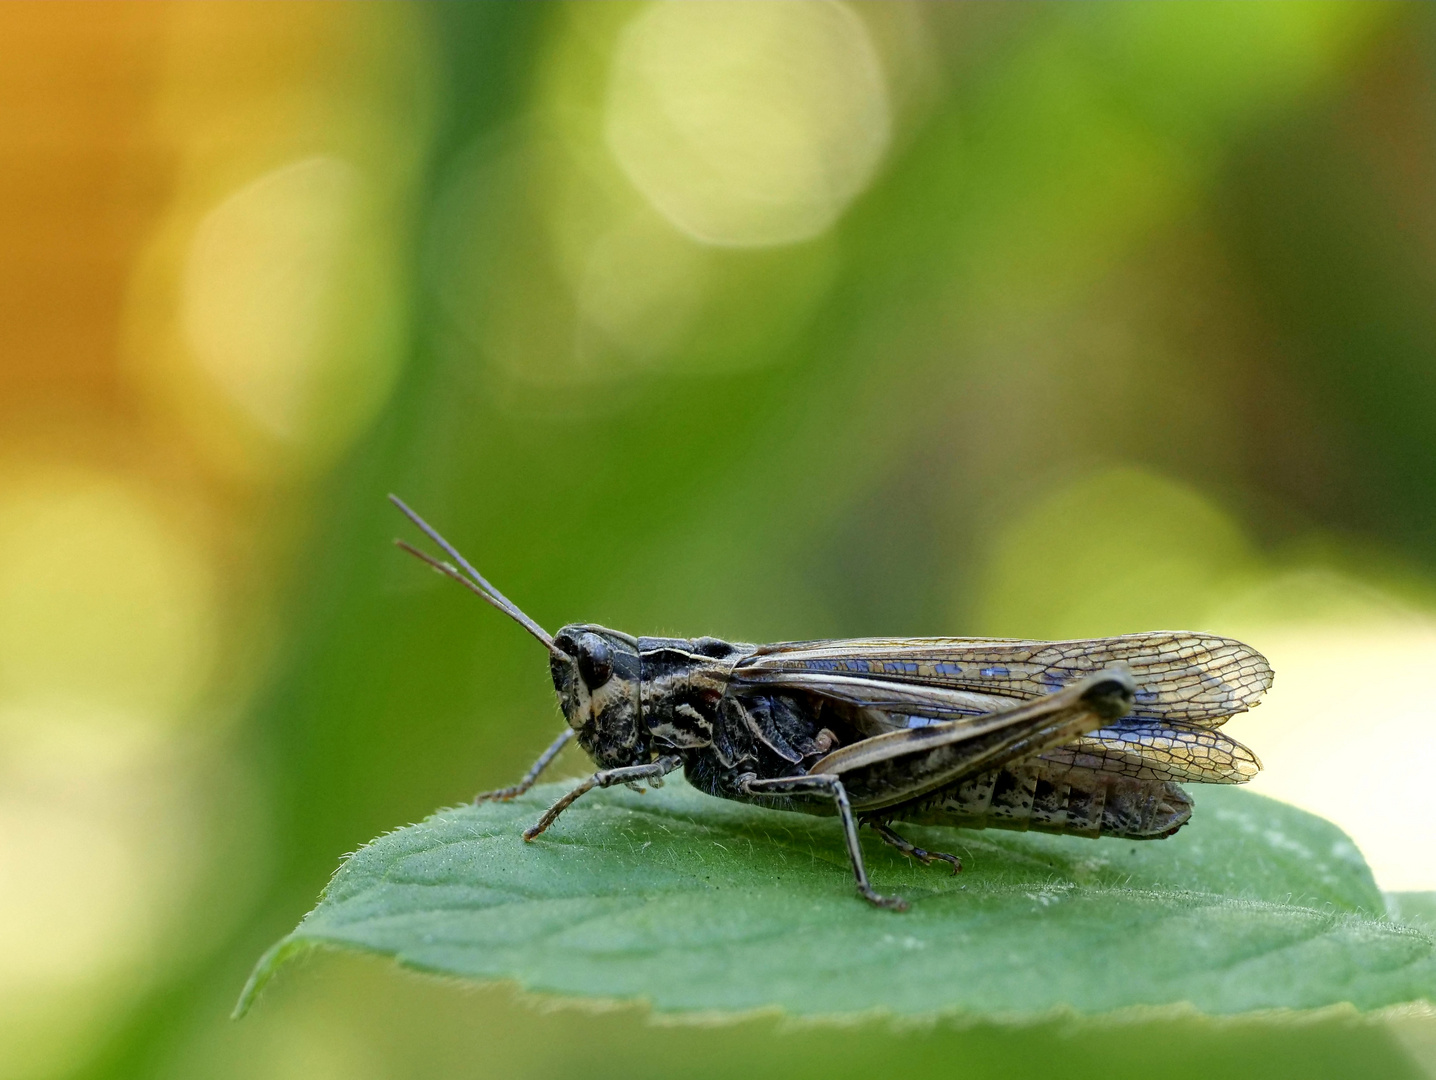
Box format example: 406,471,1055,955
741,772,907,911
871,821,962,875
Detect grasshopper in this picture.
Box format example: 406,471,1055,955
392,496,1270,911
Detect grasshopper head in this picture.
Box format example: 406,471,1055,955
550,624,646,768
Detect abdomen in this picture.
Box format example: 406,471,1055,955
895,762,1192,839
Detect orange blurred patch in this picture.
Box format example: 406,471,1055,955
0,2,173,411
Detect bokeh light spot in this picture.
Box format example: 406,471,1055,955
605,0,891,247
1218,574,1436,893
973,465,1254,639
181,155,404,465
0,463,222,1079
575,207,709,363
0,466,217,733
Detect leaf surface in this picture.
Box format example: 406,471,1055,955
240,780,1436,1019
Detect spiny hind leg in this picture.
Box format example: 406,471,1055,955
871,821,962,875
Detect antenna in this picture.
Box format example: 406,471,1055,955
388,494,562,655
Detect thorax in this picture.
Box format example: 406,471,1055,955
636,636,747,750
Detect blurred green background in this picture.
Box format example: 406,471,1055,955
3,2,1436,1078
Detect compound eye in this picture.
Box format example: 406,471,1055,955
576,633,614,691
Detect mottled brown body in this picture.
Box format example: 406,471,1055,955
391,495,1272,910
529,625,1269,908
900,763,1192,839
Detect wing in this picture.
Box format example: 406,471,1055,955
1040,721,1261,784
733,631,1272,727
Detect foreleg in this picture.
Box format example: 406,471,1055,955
476,728,575,803
741,773,907,911
523,755,682,841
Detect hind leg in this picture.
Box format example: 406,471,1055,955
871,821,962,875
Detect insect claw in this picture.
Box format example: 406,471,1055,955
872,821,961,876
915,848,963,875
860,887,909,911
474,787,519,804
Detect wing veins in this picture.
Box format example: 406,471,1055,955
735,631,1272,726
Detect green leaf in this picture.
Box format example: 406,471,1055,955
239,779,1436,1020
